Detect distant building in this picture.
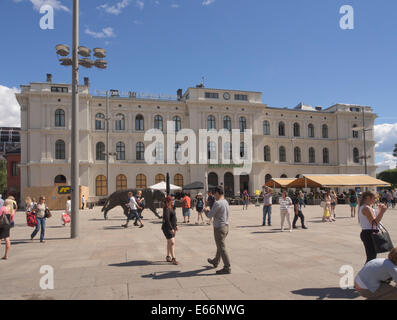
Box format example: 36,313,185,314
16,75,377,202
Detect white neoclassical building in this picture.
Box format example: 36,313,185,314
16,75,377,201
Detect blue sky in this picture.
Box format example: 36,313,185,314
0,0,397,168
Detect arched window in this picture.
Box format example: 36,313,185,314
96,142,105,161
55,109,65,127
239,117,247,132
175,143,182,162
55,139,65,160
136,174,147,189
353,124,359,138
173,116,181,132
224,116,231,131
322,124,328,138
353,148,360,163
278,122,285,136
280,174,287,178
115,114,125,131
294,147,301,163
309,147,315,163
174,174,183,187
308,124,315,138
208,115,216,130
208,172,218,188
323,148,329,164
264,145,271,162
135,114,144,131
116,174,127,191
279,146,286,162
96,175,107,196
224,142,232,160
208,141,216,160
116,142,125,160
293,123,300,137
265,174,272,183
54,175,67,184
95,113,105,130
155,142,163,161
263,120,270,135
136,142,145,161
155,174,165,184
154,115,163,131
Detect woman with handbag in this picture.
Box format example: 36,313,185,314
358,191,388,264
31,196,48,243
0,199,14,260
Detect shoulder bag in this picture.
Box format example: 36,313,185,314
371,221,394,254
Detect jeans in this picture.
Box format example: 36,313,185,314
31,217,46,241
360,229,378,264
293,210,305,227
213,225,231,270
263,206,272,225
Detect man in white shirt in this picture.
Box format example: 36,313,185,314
122,192,144,228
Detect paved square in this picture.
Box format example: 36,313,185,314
1,204,396,300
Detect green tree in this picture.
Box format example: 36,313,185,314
0,160,6,196
377,168,397,188
393,143,397,159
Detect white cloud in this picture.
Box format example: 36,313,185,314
374,123,397,171
202,0,215,6
136,0,144,10
14,0,70,12
97,0,131,15
0,85,21,128
85,27,116,39
170,3,179,8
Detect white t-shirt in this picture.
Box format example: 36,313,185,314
66,200,71,213
279,197,292,212
128,196,138,210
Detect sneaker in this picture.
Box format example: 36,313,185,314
262,223,266,226
302,226,308,229
216,268,231,275
207,258,218,268
139,225,144,228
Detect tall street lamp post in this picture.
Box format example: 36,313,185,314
353,108,372,176
55,0,107,238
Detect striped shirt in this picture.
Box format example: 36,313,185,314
279,197,292,211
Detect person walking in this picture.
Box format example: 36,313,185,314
81,195,85,210
195,193,205,224
63,196,71,226
349,190,358,218
354,247,397,300
181,193,191,224
30,196,48,243
206,191,215,225
322,191,334,222
293,191,307,229
261,186,273,226
330,190,337,219
242,190,249,210
162,196,179,265
134,190,145,226
0,199,14,260
204,186,231,274
122,192,143,228
279,191,293,232
358,191,388,264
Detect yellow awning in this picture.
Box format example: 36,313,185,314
286,175,391,188
265,178,296,188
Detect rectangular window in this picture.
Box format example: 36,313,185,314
51,86,68,93
12,162,18,176
205,92,219,99
234,94,248,101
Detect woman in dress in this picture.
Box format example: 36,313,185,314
350,190,358,218
279,191,293,232
162,196,179,265
323,191,334,222
0,199,15,259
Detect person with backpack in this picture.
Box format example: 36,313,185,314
0,199,14,260
30,196,48,243
242,190,249,210
293,191,307,230
195,193,205,224
134,190,145,226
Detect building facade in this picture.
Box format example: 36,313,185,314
16,76,377,201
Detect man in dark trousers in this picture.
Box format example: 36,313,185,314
204,186,231,275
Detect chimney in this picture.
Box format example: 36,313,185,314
46,73,52,83
177,89,183,100
84,77,90,87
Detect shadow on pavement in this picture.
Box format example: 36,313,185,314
109,260,173,267
236,225,265,228
291,287,360,300
142,266,216,279
252,229,283,234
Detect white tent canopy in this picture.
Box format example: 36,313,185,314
148,181,182,191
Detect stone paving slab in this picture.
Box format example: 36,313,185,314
0,204,396,300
